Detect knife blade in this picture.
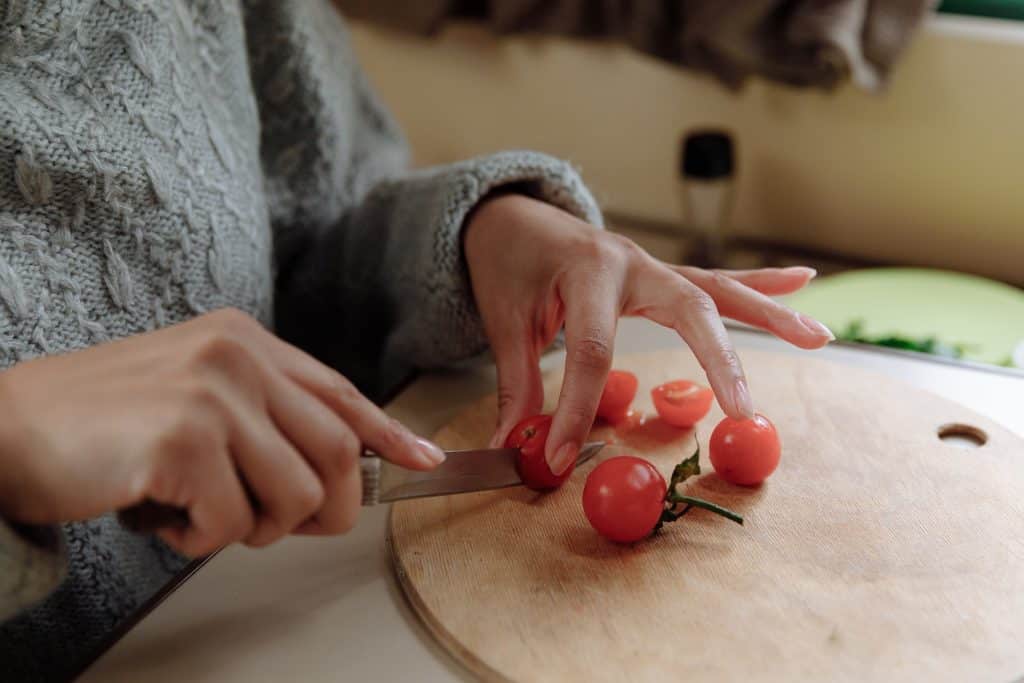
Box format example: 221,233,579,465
361,441,606,505
119,442,607,532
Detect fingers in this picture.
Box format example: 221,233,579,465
322,375,446,470
633,266,754,421
671,266,816,296
251,331,446,471
154,442,254,558
547,274,620,476
262,370,364,535
229,411,325,548
489,318,545,448
674,267,833,349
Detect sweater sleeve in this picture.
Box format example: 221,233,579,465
0,521,65,622
273,150,603,400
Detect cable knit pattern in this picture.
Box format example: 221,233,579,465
0,0,601,679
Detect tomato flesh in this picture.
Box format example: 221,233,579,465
709,413,781,486
582,456,666,543
651,380,714,427
504,414,572,491
596,370,639,423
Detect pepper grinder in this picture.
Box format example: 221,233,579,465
679,130,735,268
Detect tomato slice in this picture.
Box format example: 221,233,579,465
709,413,781,486
651,380,714,427
582,456,666,543
504,414,573,491
596,370,639,423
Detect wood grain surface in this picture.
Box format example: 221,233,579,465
389,350,1024,682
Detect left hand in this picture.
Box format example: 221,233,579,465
464,194,833,476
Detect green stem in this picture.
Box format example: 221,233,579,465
654,440,745,534
673,495,743,525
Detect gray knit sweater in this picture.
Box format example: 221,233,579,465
0,1,601,679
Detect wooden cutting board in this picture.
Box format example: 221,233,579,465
388,350,1024,682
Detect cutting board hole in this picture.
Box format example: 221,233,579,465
937,423,988,448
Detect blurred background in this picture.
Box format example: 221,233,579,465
340,1,1023,370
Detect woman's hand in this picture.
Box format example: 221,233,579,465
464,194,833,475
0,309,445,557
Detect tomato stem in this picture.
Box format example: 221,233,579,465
672,495,743,525
654,442,744,532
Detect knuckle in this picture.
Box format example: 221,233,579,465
571,334,613,372
144,460,190,506
592,238,624,268
337,428,362,466
182,380,228,418
224,507,255,543
244,525,279,548
328,372,361,405
709,270,734,289
295,477,326,518
679,287,717,316
209,307,259,335
191,331,252,373
496,386,516,412
333,505,359,535
323,427,361,478
156,404,219,465
608,232,644,258
718,347,742,374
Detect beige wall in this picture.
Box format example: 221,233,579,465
348,15,1023,285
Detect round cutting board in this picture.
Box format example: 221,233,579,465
388,350,1024,682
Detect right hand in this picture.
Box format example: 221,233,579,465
0,308,445,557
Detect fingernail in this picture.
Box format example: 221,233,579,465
732,379,755,419
549,442,578,476
799,314,835,341
792,266,818,279
415,437,446,466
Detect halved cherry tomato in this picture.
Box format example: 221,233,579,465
709,413,781,486
582,456,666,543
504,414,573,490
596,370,639,423
651,380,713,427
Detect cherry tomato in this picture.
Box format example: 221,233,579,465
651,380,714,427
709,413,781,486
596,370,639,423
504,414,573,491
582,456,666,543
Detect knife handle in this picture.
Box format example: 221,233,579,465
118,453,384,534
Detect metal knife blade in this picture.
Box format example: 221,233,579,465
120,442,608,531
372,441,606,504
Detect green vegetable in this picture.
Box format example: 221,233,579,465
655,444,743,531
833,319,970,360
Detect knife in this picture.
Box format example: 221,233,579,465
118,442,606,533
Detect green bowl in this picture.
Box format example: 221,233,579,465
782,268,1024,366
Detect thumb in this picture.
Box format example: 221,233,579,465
489,333,545,448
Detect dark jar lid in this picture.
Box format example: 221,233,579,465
681,130,734,180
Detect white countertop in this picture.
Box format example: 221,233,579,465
82,318,1024,682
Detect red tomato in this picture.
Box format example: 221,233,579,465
504,414,573,491
596,370,639,423
651,380,714,427
582,456,666,543
709,413,781,486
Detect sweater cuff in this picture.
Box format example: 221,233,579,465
0,520,66,621
391,150,603,372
